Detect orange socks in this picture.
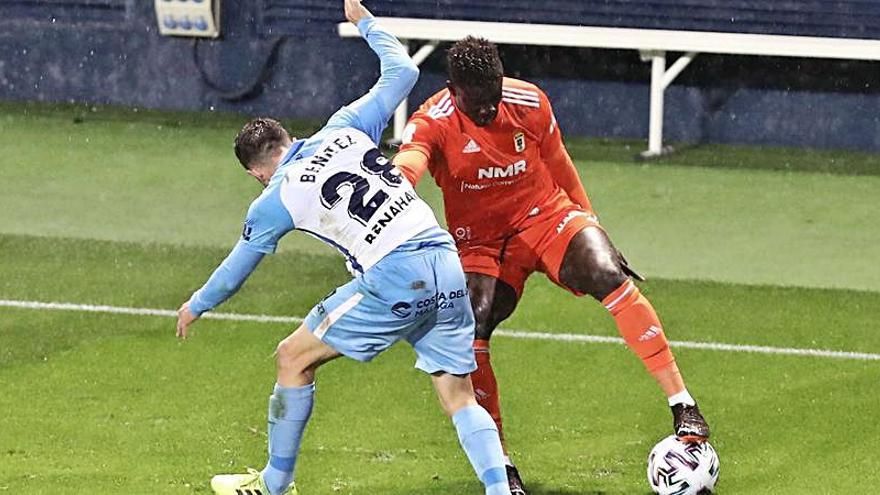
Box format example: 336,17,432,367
471,339,506,448
603,279,683,395
469,281,684,454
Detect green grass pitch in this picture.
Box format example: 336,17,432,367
1,103,878,494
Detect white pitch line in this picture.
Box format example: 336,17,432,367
0,299,302,324
492,330,880,361
2,299,879,362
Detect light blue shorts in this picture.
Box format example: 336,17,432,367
304,236,476,375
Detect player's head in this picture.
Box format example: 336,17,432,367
234,117,293,185
446,36,504,127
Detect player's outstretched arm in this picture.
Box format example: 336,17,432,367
175,240,265,339
328,0,419,143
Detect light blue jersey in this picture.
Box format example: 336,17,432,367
189,16,427,316
187,17,476,375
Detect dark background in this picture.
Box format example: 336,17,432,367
1,0,878,150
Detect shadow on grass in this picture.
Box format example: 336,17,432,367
371,479,615,495
526,482,611,494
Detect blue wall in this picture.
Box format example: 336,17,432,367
261,0,880,38
1,0,879,151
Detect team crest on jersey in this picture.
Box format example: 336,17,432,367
241,221,253,241
514,132,526,153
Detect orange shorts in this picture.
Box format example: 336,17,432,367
457,199,601,298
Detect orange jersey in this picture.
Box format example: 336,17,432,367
399,78,585,245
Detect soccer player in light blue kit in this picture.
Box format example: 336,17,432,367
175,2,510,494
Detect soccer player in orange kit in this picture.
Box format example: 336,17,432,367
393,37,710,495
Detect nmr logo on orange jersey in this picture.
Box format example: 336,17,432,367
477,160,527,179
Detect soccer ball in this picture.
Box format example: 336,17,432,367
647,435,719,495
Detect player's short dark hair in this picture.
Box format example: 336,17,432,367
447,36,504,89
234,117,291,169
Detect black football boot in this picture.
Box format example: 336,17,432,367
671,402,710,443
506,464,528,495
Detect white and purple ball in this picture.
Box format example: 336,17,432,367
647,435,719,495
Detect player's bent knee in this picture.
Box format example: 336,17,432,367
594,264,629,299
275,335,302,369
471,300,496,340
470,292,516,341
470,294,493,322
565,261,627,300
275,325,318,371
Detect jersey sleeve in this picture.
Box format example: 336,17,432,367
187,191,295,317
398,112,443,163
535,89,561,150
395,113,443,185
240,188,295,254
187,240,265,317
323,17,419,144
536,89,593,211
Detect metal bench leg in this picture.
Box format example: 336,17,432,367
639,50,698,160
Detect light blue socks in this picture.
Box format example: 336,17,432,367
261,382,315,495
453,405,510,495
262,389,507,495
